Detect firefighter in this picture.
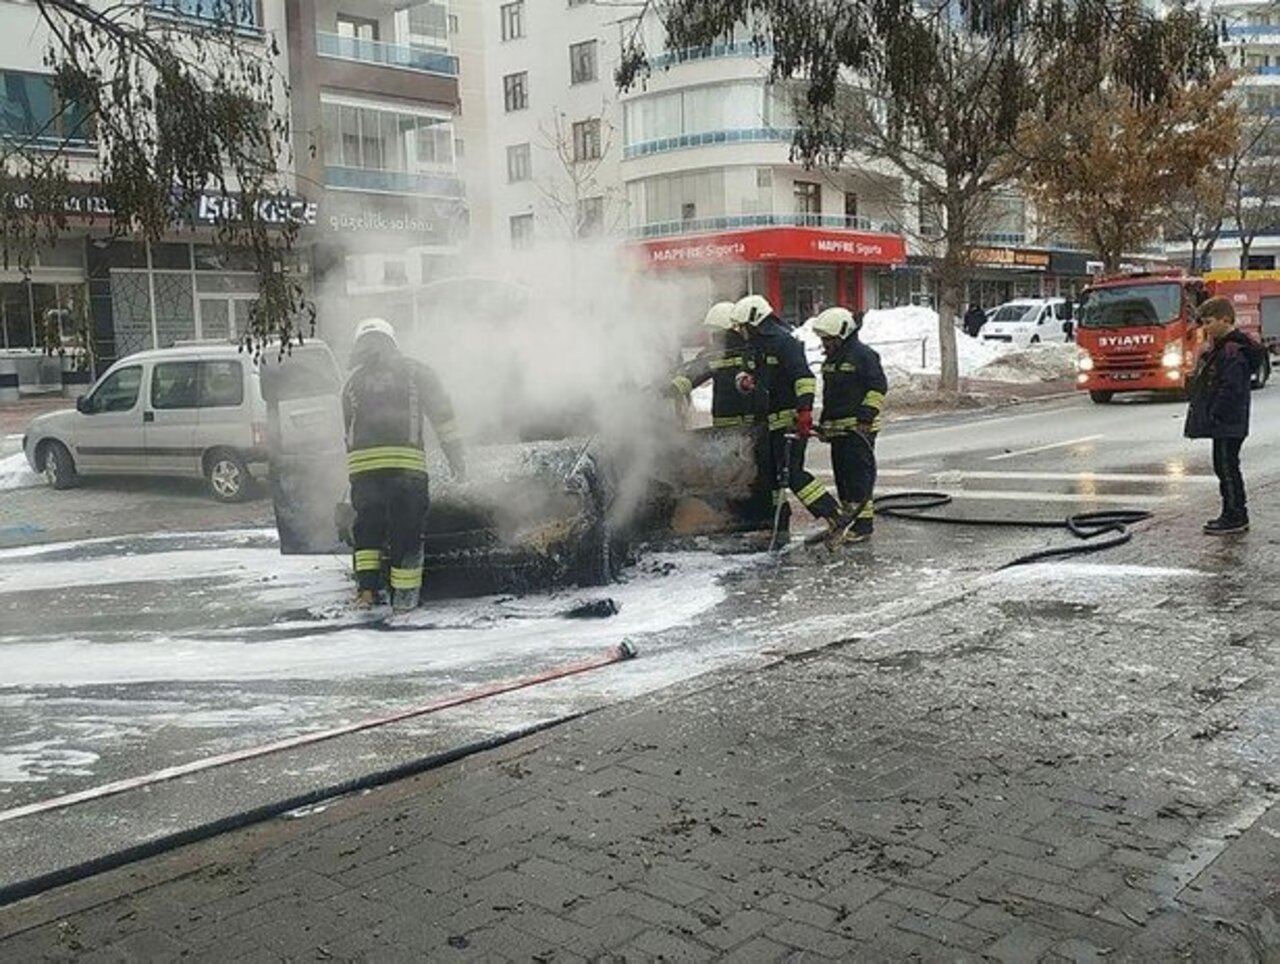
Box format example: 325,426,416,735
343,318,466,611
668,302,764,428
730,294,856,543
812,306,887,543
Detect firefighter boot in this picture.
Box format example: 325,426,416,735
823,503,861,549
355,589,378,610
392,587,420,612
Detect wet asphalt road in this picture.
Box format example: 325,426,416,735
2,388,1278,894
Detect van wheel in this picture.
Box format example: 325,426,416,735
1089,391,1114,404
41,441,77,490
206,449,251,503
1252,357,1270,390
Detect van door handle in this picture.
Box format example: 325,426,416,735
143,411,155,423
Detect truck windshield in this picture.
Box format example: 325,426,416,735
1078,283,1182,328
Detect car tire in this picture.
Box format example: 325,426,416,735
41,440,78,490
1089,391,1114,404
205,448,251,503
1252,357,1270,390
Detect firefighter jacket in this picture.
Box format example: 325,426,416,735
342,353,465,478
750,315,816,432
819,335,888,436
669,330,765,427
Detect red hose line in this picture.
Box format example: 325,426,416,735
0,641,637,825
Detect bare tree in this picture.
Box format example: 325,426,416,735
535,106,629,241
1,0,308,355
1166,164,1232,273
1229,115,1280,272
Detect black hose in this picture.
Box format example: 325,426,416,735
0,713,586,909
841,430,1153,569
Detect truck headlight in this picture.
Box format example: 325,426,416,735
1162,345,1183,369
1077,353,1095,373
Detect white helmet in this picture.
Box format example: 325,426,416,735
703,301,736,331
353,317,398,349
813,306,860,340
730,294,774,327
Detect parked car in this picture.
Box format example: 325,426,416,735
980,298,1074,348
22,343,271,502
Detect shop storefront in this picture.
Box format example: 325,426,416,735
873,245,1098,312
634,227,908,326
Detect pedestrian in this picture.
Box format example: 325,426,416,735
343,318,466,611
730,294,857,545
1184,296,1263,535
963,302,987,338
813,306,887,543
667,302,764,429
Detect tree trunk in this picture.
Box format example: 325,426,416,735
937,193,964,394
1240,237,1254,272
1187,236,1201,273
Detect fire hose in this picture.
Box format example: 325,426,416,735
842,429,1153,569
0,643,637,907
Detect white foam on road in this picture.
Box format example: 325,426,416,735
0,547,742,686
989,562,1205,583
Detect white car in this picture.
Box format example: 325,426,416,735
980,298,1073,348
22,343,273,502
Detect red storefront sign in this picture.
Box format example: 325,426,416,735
637,227,907,269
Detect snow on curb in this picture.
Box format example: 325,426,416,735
0,452,40,492
971,343,1079,384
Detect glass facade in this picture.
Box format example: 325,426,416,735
0,71,94,146
622,83,795,149
321,101,455,173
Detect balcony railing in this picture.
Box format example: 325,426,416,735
623,127,797,159
627,213,902,239
325,166,465,198
315,31,458,77
1253,65,1280,75
647,41,776,71
971,232,1027,246
1226,24,1280,38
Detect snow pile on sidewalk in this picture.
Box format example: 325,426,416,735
971,342,1078,384
0,452,40,491
860,306,1008,376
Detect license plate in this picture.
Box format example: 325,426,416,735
1109,373,1142,381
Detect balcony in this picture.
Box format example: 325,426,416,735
1226,24,1280,38
627,213,901,240
325,166,465,198
623,128,797,160
315,31,458,77
647,41,776,71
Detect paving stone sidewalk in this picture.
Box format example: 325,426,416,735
1,488,1278,962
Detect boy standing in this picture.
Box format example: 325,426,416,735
1185,296,1264,535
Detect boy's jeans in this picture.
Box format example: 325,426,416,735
1212,437,1247,521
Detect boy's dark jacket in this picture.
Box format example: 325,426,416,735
1184,330,1263,440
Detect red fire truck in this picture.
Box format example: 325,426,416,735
1074,271,1274,403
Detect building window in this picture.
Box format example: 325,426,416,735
577,196,605,237
757,168,773,189
572,118,602,162
448,13,459,33
504,72,528,112
507,143,532,182
919,198,942,239
500,1,524,41
570,40,598,84
336,14,378,40
147,0,259,29
510,213,535,249
845,192,858,219
321,100,455,172
794,181,821,215
681,202,697,221
0,71,95,146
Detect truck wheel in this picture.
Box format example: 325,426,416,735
205,449,251,503
1089,391,1114,404
41,440,78,490
1252,357,1271,390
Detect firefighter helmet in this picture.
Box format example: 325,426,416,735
353,317,398,349
812,306,861,340
730,294,774,327
703,301,736,331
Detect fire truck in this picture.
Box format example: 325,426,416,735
1074,271,1275,403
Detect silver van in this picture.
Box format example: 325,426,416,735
22,344,270,502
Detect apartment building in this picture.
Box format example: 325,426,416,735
284,0,465,337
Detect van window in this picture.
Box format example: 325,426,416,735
199,360,244,408
152,361,200,410
90,365,142,413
